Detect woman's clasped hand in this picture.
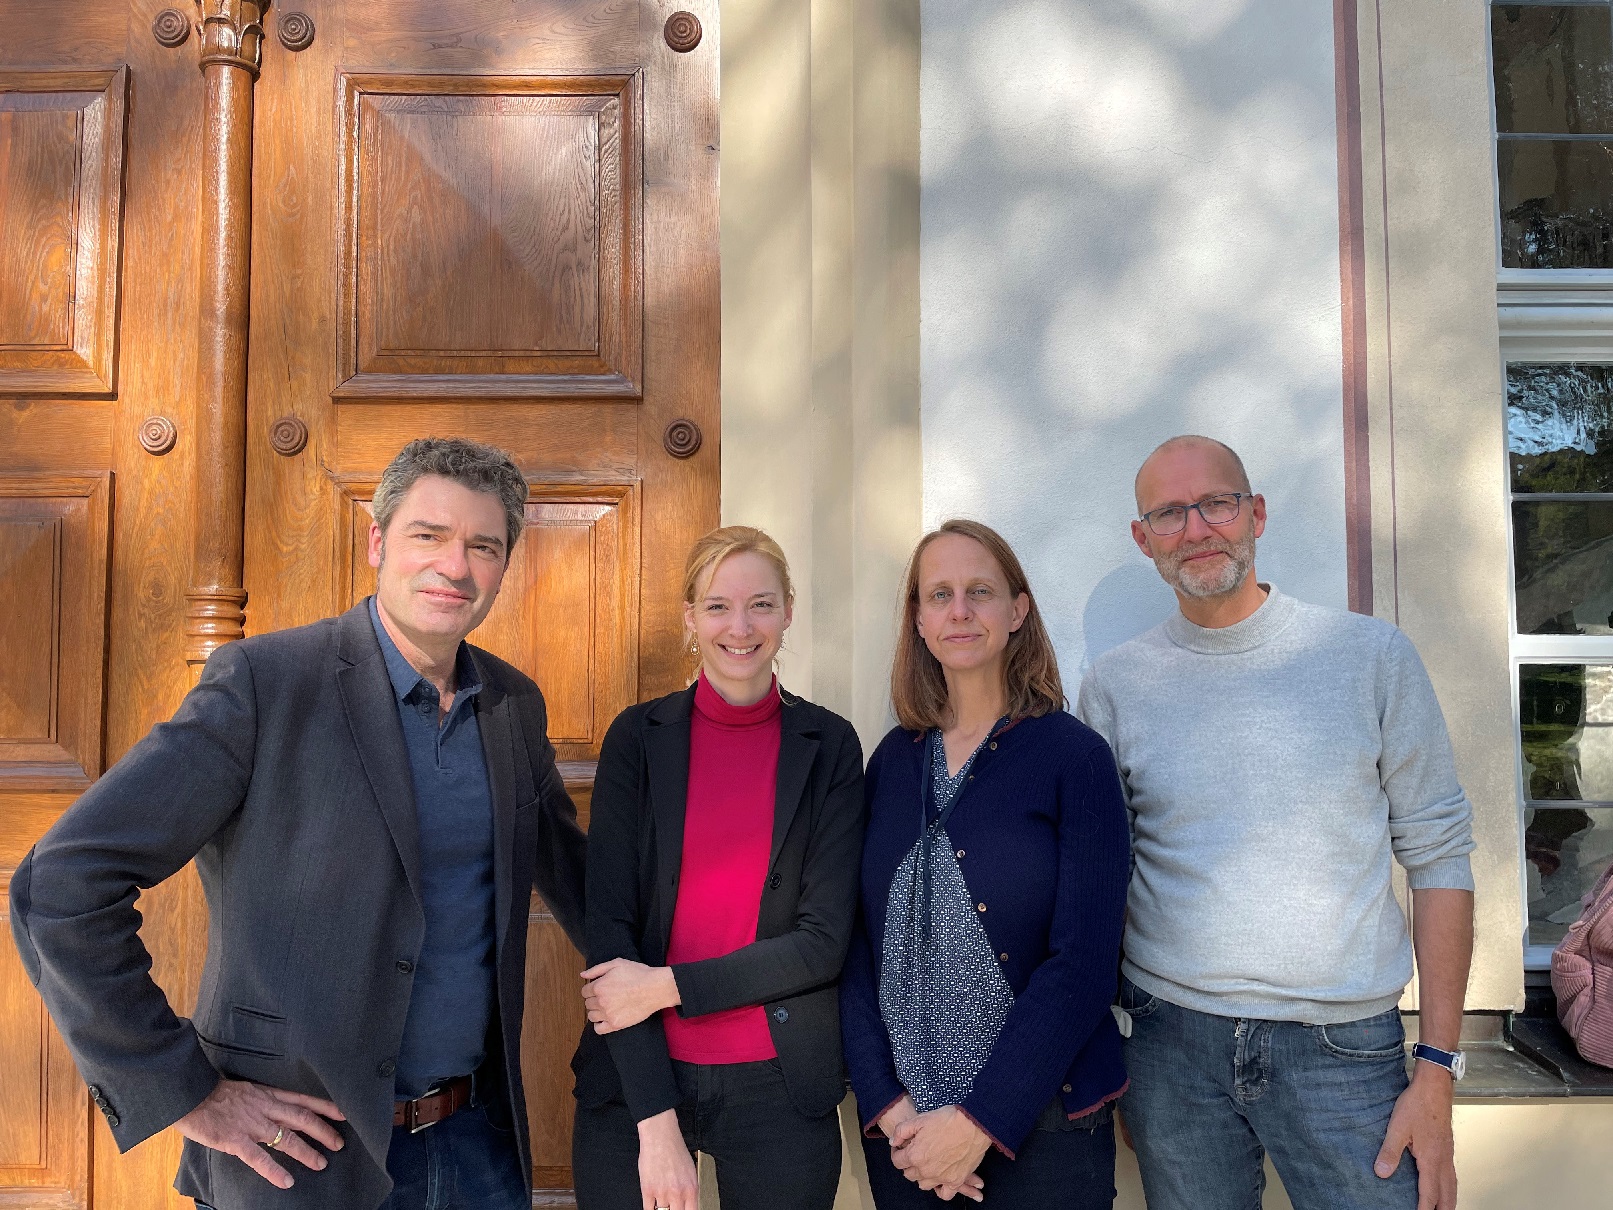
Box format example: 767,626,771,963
880,1097,988,1203
580,958,681,1035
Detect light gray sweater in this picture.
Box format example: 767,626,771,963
1076,586,1475,1024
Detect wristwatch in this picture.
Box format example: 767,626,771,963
1411,1042,1467,1080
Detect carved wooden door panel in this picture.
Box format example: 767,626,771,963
0,2,718,1207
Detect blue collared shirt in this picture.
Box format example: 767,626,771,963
368,597,497,1099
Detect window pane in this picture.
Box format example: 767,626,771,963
1509,363,1613,491
1494,5,1613,135
1499,137,1613,267
1525,805,1613,946
1513,501,1613,632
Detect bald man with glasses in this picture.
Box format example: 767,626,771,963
1076,435,1476,1210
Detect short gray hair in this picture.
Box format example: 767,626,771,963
373,437,528,559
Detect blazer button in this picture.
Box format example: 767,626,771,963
773,1007,790,1023
989,742,997,750
769,872,782,890
396,959,415,974
999,953,1009,962
956,849,965,859
87,1085,101,1099
377,1058,396,1077
1062,1084,1073,1094
977,903,987,912
105,1114,121,1128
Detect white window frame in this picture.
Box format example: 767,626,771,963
1492,0,1613,967
1499,314,1613,968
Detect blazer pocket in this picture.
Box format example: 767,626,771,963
197,1004,288,1059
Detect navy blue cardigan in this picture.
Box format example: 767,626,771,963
840,710,1130,1156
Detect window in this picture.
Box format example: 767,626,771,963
1494,2,1613,268
1507,367,1613,961
1493,3,1613,966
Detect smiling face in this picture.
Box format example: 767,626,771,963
1132,439,1266,600
913,532,1030,678
367,474,510,655
684,549,792,705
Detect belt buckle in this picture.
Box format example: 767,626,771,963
408,1085,444,1134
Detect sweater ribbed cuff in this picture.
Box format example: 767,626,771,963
1405,855,1475,893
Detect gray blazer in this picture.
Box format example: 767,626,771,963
8,599,586,1210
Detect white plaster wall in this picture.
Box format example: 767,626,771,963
921,0,1350,674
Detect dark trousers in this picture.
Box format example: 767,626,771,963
572,1058,842,1210
861,1102,1116,1210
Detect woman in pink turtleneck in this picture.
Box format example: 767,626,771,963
569,527,866,1210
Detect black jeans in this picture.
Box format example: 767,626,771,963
572,1058,842,1210
861,1101,1116,1209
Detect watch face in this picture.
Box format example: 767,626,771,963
1451,1050,1467,1081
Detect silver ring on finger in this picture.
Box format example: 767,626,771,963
266,1126,287,1149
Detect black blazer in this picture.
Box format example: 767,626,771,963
572,683,866,1122
8,600,586,1210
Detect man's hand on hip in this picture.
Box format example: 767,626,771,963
175,1078,346,1189
1374,1064,1456,1210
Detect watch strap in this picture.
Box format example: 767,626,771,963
1412,1042,1465,1080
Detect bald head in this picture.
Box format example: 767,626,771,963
1134,435,1252,514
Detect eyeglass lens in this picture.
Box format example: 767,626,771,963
1145,494,1243,536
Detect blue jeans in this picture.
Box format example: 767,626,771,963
1118,978,1418,1210
381,1102,529,1210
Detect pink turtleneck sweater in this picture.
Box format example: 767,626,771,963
662,672,782,1063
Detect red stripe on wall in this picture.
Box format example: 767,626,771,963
1335,0,1372,615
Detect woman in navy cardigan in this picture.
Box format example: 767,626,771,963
841,519,1130,1208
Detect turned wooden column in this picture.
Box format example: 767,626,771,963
185,0,266,669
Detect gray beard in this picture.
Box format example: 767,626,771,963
1158,532,1256,599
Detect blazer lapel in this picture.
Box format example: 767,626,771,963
335,601,423,907
645,685,696,947
771,695,820,869
472,650,519,955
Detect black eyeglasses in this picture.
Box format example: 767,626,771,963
1139,492,1249,537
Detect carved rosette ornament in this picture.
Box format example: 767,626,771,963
664,11,702,52
194,0,268,76
268,415,308,456
662,418,703,459
153,8,191,46
276,11,314,51
138,416,179,456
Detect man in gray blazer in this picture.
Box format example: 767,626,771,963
9,437,587,1210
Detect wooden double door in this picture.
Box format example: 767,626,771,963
0,1,717,1206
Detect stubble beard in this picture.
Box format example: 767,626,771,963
1157,531,1256,599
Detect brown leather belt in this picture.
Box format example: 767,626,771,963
393,1075,474,1132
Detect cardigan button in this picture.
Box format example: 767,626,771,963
1062,1084,1072,1094
989,742,997,750
999,953,1009,962
977,903,987,913
956,849,965,859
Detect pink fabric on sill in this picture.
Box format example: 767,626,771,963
1552,861,1613,1069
